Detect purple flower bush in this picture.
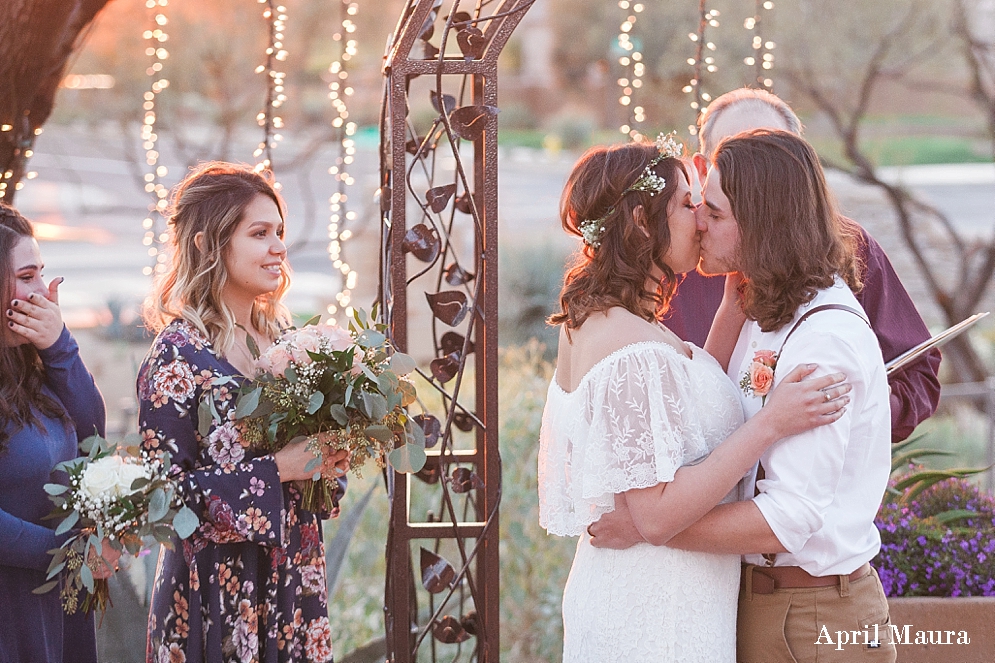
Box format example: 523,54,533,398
874,478,995,597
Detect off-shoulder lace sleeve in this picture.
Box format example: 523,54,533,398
538,343,708,536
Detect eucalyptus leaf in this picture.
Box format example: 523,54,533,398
45,561,66,580
356,329,386,349
359,391,388,421
405,419,427,448
285,365,298,384
149,488,169,522
329,404,349,426
235,388,262,419
303,314,322,327
305,456,322,474
388,352,417,375
388,444,427,474
43,483,69,496
55,510,79,536
32,580,59,595
198,398,214,438
80,564,94,593
79,434,100,456
307,391,325,415
245,331,260,359
365,425,394,442
172,506,199,539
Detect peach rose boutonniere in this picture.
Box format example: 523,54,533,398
740,349,777,404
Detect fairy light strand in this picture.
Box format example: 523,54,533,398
616,1,647,140
0,126,40,199
141,0,171,276
744,0,776,91
326,0,359,317
683,2,719,136
253,0,288,177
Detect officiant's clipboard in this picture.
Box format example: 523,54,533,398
885,312,990,376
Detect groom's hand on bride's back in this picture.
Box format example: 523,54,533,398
588,496,644,549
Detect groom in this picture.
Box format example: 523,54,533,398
590,130,897,663
665,88,940,444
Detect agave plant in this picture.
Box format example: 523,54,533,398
887,434,991,507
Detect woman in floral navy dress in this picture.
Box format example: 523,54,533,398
138,163,349,663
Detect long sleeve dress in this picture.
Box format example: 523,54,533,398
138,319,336,663
0,326,106,663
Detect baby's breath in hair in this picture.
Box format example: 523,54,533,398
579,131,684,249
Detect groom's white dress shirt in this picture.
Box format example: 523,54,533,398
728,278,892,576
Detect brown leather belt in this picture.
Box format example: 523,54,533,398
746,562,871,595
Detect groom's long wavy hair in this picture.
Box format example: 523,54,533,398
550,142,685,332
714,129,862,332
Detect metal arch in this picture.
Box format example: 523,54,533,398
379,1,535,661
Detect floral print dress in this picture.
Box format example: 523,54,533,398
138,319,335,663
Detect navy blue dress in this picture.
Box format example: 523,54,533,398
138,320,337,663
0,326,106,663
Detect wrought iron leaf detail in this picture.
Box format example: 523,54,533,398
452,411,475,432
402,224,441,262
430,90,456,115
432,615,472,643
449,467,484,493
449,105,499,141
440,331,473,357
456,26,487,60
454,192,474,214
426,184,457,213
444,262,474,286
413,413,441,448
430,354,460,383
425,290,469,327
420,547,456,594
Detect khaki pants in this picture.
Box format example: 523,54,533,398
737,564,897,663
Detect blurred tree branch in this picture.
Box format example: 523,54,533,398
0,0,114,204
783,0,993,383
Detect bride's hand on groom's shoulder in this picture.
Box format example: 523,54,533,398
763,365,851,439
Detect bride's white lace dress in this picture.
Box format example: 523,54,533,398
539,341,746,663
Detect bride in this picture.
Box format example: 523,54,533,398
538,135,850,662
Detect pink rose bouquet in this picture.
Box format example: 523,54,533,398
232,310,425,512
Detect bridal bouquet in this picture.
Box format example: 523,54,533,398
234,310,425,512
36,434,199,615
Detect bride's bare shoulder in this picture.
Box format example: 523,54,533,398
555,308,669,391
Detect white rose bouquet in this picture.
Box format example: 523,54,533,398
36,434,199,616
233,310,426,512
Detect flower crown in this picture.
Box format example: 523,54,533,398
578,131,684,249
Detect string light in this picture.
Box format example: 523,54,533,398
683,2,720,135
616,1,647,140
326,1,359,317
744,0,776,90
141,0,170,276
253,0,288,178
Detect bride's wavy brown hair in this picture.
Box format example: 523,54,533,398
548,142,686,331
714,129,862,332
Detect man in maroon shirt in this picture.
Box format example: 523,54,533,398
665,88,941,442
